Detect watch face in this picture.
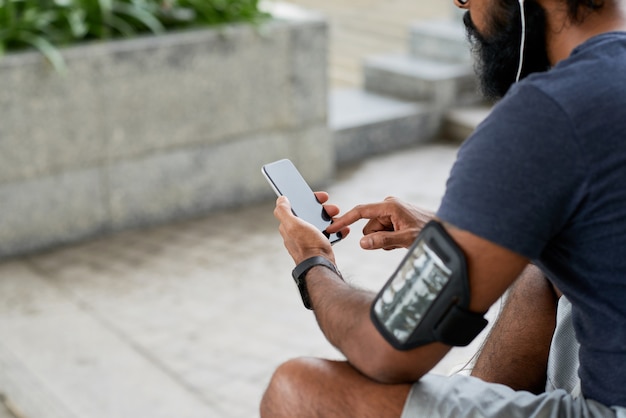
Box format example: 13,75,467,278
372,238,452,344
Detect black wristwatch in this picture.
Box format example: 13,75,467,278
291,256,341,310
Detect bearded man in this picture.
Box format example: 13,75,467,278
260,0,626,416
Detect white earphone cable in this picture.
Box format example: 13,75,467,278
515,0,526,82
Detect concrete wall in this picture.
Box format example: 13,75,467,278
0,7,330,258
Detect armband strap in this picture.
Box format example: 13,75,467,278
434,305,488,346
292,256,341,310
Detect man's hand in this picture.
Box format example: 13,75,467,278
274,192,345,265
326,196,434,250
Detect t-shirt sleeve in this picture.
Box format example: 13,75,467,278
436,84,587,259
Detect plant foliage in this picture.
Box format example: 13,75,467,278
0,0,269,70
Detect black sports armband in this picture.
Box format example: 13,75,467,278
370,221,488,350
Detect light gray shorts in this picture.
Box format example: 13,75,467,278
402,298,625,418
401,373,625,418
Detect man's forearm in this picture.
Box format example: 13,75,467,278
471,264,558,393
305,266,450,384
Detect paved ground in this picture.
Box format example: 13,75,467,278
0,144,501,418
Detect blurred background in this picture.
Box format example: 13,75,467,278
0,1,493,417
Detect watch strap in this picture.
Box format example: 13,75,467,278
292,256,341,310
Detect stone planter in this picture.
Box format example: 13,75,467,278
0,4,330,258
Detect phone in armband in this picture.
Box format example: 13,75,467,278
261,159,342,245
370,221,488,350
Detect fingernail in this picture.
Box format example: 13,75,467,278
337,231,343,239
360,237,372,249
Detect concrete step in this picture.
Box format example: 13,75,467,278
329,88,439,164
442,105,493,142
409,18,472,63
363,53,480,110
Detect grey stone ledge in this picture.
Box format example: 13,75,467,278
0,8,328,185
365,53,474,81
363,53,480,107
442,105,493,142
330,88,429,130
0,3,332,258
330,89,439,164
409,19,473,63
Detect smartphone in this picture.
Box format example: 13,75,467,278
262,159,341,244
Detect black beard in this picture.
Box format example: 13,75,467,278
463,0,550,100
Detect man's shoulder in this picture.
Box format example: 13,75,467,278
494,32,626,135
523,32,626,98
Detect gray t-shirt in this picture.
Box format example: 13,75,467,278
437,32,626,407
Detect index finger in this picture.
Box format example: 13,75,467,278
314,191,330,204
326,203,384,232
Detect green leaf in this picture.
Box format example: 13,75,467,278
17,31,67,73
67,8,88,37
104,13,135,37
0,0,270,72
110,1,163,35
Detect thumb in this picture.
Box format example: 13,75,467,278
360,230,416,250
277,195,290,207
274,196,293,219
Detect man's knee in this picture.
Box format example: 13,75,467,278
260,357,323,417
